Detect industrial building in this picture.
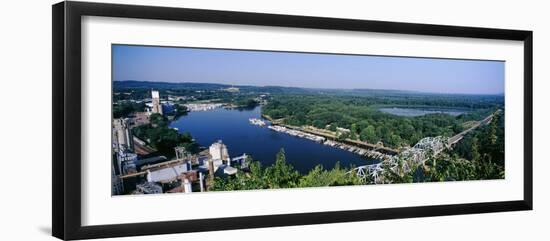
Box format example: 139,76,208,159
116,150,138,175
209,140,229,162
114,139,248,195
151,90,163,115
111,164,124,195
113,118,134,152
131,111,150,127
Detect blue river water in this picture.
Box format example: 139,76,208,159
169,106,377,173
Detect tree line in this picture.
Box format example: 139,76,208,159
132,113,198,158
212,111,505,191
262,93,502,148
210,148,362,191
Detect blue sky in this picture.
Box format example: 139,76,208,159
113,45,504,95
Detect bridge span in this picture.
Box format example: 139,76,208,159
349,110,500,183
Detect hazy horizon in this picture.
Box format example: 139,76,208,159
115,79,504,96
113,45,505,95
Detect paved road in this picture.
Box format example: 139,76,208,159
447,110,500,145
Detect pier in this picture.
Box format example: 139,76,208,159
266,123,394,160
272,123,399,155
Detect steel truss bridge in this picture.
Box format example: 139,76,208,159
348,110,499,183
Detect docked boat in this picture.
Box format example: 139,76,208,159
249,118,266,126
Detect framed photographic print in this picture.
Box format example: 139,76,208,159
52,1,533,240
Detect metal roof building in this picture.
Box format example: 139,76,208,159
146,162,191,183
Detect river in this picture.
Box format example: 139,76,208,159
169,106,377,173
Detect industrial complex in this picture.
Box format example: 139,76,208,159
111,90,249,195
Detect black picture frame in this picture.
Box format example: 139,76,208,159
52,1,533,240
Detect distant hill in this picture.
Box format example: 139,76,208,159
113,80,502,97
114,80,231,90
113,80,312,94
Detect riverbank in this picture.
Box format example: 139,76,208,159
263,122,393,161
276,122,397,153
184,103,223,111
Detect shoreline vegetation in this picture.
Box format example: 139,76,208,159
214,109,504,189
261,94,499,149
112,81,505,195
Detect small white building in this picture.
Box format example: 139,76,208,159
336,127,351,133
223,166,238,175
